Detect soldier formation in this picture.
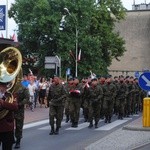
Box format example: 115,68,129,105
47,74,146,135
0,72,147,150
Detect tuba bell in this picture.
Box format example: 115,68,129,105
0,47,22,120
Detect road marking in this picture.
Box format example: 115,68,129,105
66,120,104,131
23,119,49,129
39,121,66,130
133,114,139,117
38,118,84,130
123,117,132,120
66,122,89,130
95,120,128,131
24,117,133,131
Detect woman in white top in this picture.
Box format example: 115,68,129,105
39,77,48,107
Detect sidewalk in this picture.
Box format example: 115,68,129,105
85,117,150,150
123,116,150,131
24,106,49,124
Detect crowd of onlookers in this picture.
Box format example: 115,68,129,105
21,74,53,111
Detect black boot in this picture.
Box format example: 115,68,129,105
73,122,78,128
49,126,55,135
88,121,93,128
71,119,76,127
55,127,59,135
95,121,98,128
14,139,21,149
66,115,69,123
108,116,111,123
104,116,108,123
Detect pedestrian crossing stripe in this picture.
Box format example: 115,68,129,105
38,118,132,131
132,114,139,117
23,119,49,129
95,120,128,131
39,121,67,130
66,122,89,130
38,118,84,130
65,120,104,130
24,116,136,131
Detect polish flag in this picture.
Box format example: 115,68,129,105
12,33,16,41
77,49,81,61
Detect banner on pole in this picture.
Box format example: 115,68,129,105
0,5,6,30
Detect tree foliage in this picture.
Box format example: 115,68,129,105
9,0,126,78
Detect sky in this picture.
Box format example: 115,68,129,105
1,0,150,39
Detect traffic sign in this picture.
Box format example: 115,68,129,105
134,71,140,78
45,63,56,69
45,56,59,64
66,68,71,75
138,72,150,91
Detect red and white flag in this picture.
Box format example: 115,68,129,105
77,49,81,61
12,33,16,41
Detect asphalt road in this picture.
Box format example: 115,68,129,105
14,114,142,150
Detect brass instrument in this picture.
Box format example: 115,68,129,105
0,47,22,120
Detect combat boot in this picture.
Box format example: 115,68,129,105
66,115,69,123
88,121,93,128
108,116,111,123
49,126,55,135
104,116,108,123
95,121,98,128
73,122,78,128
14,139,21,149
55,127,59,135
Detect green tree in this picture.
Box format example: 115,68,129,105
9,0,126,78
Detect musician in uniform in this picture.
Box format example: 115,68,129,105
0,46,25,149
0,82,18,150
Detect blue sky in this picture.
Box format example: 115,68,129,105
1,0,150,38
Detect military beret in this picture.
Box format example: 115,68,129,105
91,78,97,82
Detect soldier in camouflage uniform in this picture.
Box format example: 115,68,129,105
113,76,119,115
103,77,116,123
87,78,103,128
14,84,30,149
47,76,66,135
125,76,135,117
68,78,83,128
98,76,106,119
81,77,90,122
134,78,141,114
64,78,74,123
116,76,128,119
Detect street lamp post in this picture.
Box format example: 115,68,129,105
59,8,78,77
75,27,78,77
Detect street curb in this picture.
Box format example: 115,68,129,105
130,141,150,150
122,126,150,131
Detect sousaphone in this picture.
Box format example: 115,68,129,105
0,47,22,120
